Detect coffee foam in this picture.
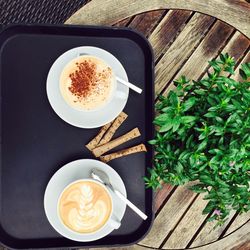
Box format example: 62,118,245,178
58,181,112,234
60,56,116,111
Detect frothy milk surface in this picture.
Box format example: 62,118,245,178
60,56,115,111
58,181,112,234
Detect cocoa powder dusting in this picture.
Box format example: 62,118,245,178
68,60,97,99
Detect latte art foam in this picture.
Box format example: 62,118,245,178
58,181,112,233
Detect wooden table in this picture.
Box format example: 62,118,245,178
66,1,250,249
1,1,249,250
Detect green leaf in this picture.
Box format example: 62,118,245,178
239,69,247,80
182,97,196,112
199,132,206,140
159,121,173,132
169,91,179,107
220,54,225,62
148,140,157,145
172,116,181,132
203,201,216,214
209,60,221,72
181,116,196,123
162,106,175,113
197,140,207,152
240,63,250,80
204,112,217,118
194,89,206,95
155,113,171,122
176,162,184,174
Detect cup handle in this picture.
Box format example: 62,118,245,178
108,215,121,229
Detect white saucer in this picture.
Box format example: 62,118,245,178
46,46,129,128
44,159,127,242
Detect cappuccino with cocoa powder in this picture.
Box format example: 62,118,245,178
60,55,116,111
58,180,112,234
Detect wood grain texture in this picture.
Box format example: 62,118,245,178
231,52,250,81
224,212,250,236
190,211,237,248
162,194,208,249
164,20,234,82
148,10,193,61
140,184,196,248
191,222,250,250
128,10,166,37
155,13,215,96
65,0,250,38
153,183,174,213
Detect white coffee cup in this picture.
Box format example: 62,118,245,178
57,178,121,235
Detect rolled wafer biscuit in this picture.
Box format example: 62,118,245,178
98,112,128,146
100,143,147,163
85,122,112,151
92,128,141,157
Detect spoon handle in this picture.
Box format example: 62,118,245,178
114,189,148,220
116,76,142,94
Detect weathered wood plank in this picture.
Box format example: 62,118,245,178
231,51,250,81
154,184,174,213
128,10,166,37
162,20,234,83
222,32,250,66
65,0,250,38
155,13,215,96
190,211,237,248
161,31,249,98
149,10,193,61
224,212,250,236
140,184,196,248
163,193,208,249
114,17,133,27
192,222,250,250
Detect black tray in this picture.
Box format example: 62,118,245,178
0,24,154,249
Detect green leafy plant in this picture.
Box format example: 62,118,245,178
145,54,250,226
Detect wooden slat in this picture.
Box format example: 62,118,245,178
163,194,208,249
149,10,193,61
65,0,250,38
221,32,250,66
154,184,174,213
161,32,249,98
192,222,250,250
190,211,237,248
231,51,250,81
162,20,234,83
224,212,250,236
155,13,215,96
128,10,166,37
114,17,133,27
140,184,196,248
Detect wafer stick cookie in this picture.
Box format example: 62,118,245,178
100,144,147,163
98,112,128,146
85,122,112,151
92,128,141,157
